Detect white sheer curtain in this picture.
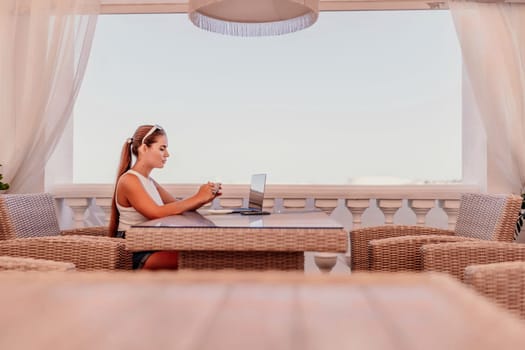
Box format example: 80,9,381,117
0,0,99,193
449,0,525,194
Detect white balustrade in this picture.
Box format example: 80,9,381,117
52,184,476,273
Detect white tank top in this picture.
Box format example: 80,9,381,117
116,169,164,232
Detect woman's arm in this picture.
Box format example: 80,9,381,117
117,174,216,219
154,180,221,208
154,181,178,204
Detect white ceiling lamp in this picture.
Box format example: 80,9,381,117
188,0,320,36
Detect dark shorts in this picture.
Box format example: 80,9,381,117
131,251,155,270
116,231,155,270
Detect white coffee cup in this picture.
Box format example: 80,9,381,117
212,182,222,194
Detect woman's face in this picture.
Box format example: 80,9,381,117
144,134,170,168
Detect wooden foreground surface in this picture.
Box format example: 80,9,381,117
0,271,524,350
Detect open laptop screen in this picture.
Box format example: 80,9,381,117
248,174,266,211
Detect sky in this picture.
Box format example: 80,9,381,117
73,10,462,185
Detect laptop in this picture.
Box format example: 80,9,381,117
230,173,270,215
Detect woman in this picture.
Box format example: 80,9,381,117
109,124,220,270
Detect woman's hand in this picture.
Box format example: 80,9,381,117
196,182,221,204
211,182,222,197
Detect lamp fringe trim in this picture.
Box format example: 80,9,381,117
189,11,318,36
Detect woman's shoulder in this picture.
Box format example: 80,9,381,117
118,172,143,190
125,169,155,182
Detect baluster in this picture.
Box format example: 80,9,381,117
310,197,338,273
283,198,307,210
95,197,112,226
219,197,244,209
439,199,460,230
63,198,89,228
345,199,371,271
314,252,338,274
408,199,436,226
314,198,338,214
263,198,275,212
377,199,403,225
346,199,370,230
330,199,352,273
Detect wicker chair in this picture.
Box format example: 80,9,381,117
350,193,522,272
0,193,109,239
0,193,132,270
422,241,525,281
464,261,525,319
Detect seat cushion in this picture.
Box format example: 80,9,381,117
0,193,60,240
454,193,507,240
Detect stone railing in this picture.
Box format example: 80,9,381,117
52,183,480,273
